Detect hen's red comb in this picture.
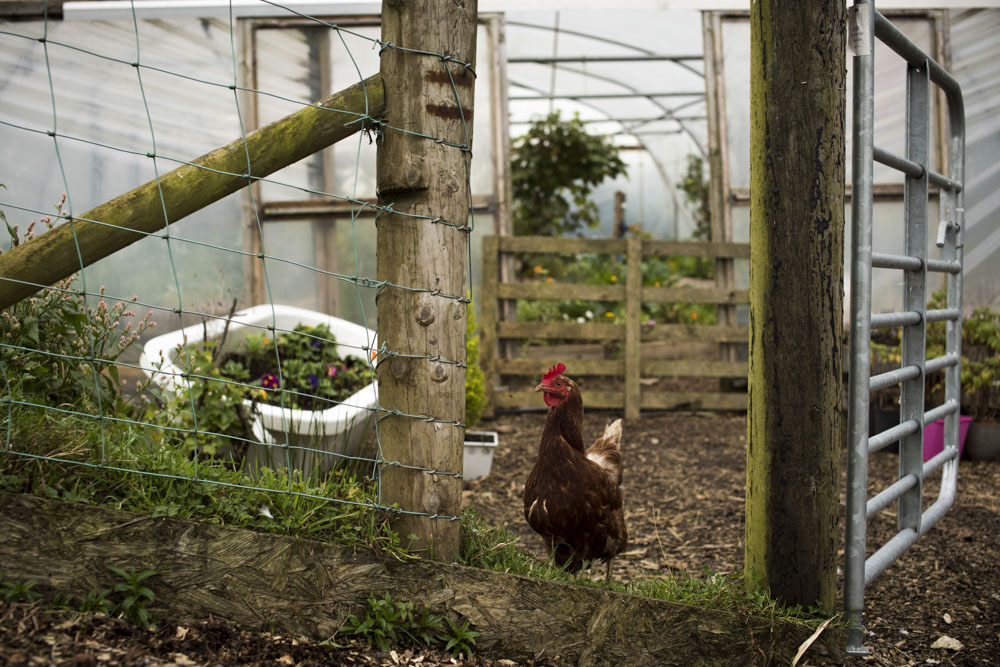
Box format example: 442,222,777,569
542,362,566,383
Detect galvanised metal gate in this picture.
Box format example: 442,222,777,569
844,0,966,656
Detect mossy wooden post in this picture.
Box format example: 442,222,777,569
0,74,384,310
480,235,499,419
624,237,642,420
746,1,845,614
376,0,477,561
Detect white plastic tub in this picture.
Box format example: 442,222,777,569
140,304,378,476
463,430,498,480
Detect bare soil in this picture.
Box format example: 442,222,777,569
1,409,997,666
463,409,1000,666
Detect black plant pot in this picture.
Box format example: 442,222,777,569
965,422,1000,461
869,405,900,454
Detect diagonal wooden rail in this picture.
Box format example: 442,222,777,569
0,73,384,310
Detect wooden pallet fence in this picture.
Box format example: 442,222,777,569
481,235,751,419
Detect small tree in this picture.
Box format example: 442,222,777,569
677,154,711,242
511,112,627,238
676,154,713,278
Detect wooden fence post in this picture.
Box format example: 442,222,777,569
376,0,477,561
624,237,642,420
481,236,499,419
746,0,845,614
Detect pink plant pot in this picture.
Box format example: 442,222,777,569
922,415,972,462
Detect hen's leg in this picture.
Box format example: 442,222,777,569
604,557,614,584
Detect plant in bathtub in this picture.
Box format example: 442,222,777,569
220,323,371,412
141,304,378,476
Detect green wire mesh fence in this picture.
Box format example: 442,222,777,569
0,1,476,532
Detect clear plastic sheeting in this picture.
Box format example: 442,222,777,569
505,10,708,242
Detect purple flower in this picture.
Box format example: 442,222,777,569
307,374,319,389
261,373,279,389
327,365,338,377
310,339,323,349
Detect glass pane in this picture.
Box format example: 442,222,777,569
334,216,378,328
846,17,939,184
720,19,751,191
254,27,325,202
326,23,493,199
328,25,381,201
721,16,939,191
0,18,246,317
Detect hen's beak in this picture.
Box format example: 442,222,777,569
533,382,546,393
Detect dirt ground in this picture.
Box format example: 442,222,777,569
463,409,1000,666
1,409,997,666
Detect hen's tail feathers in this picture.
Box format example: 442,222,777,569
585,418,624,485
602,418,623,444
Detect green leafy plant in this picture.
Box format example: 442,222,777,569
107,566,158,628
512,225,719,330
925,291,999,423
338,592,479,657
49,592,77,609
150,343,259,458
1,405,403,556
441,616,481,658
677,153,713,245
512,111,627,239
465,297,486,429
0,574,42,603
79,586,116,615
1,195,154,414
957,305,1000,423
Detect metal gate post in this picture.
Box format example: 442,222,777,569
845,0,875,654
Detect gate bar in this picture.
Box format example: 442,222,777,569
870,311,921,329
871,252,921,271
873,146,961,191
868,420,918,454
870,366,920,391
926,258,961,274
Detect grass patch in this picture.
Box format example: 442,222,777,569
1,405,829,629
458,509,831,628
0,405,404,557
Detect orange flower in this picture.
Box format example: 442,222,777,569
533,265,544,273
546,276,554,283
691,311,698,321
609,275,617,282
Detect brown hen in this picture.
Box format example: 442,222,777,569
523,362,627,582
